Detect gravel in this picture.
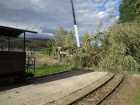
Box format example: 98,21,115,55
72,74,124,105
1,70,139,105
100,74,140,105
0,70,108,105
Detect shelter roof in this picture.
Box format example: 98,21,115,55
0,25,37,37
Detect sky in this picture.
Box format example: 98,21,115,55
0,0,122,39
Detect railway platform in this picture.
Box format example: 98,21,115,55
0,70,113,105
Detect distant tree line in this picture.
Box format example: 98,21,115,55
0,36,51,51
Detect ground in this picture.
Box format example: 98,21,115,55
33,55,140,105
102,74,140,105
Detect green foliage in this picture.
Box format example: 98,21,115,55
62,36,103,69
99,22,140,73
62,20,104,69
133,87,140,104
29,65,68,76
0,36,50,51
54,27,75,62
118,0,140,23
63,21,140,73
42,38,55,56
135,0,140,22
68,50,91,68
54,27,74,48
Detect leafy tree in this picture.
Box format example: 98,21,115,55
135,0,140,22
64,20,140,73
118,0,136,23
54,27,74,49
118,0,140,23
99,22,140,73
44,39,55,56
53,27,74,61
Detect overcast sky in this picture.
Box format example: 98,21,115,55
0,0,122,39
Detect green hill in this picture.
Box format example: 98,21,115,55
0,36,49,51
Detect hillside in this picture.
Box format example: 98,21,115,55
0,36,50,51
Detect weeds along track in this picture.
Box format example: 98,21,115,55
71,74,124,105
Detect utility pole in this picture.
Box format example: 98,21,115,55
70,0,80,48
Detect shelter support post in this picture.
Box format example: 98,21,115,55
8,35,10,51
24,32,25,52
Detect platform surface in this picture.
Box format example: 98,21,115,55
0,70,109,105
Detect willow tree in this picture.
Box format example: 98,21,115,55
99,22,140,73
63,20,104,69
65,21,140,73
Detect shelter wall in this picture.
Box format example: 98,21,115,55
0,51,26,76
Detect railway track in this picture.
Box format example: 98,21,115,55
71,74,125,105
0,71,125,105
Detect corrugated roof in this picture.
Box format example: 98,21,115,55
0,25,37,37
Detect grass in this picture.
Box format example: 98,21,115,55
133,87,140,104
28,65,69,76
26,53,67,76
27,53,57,58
